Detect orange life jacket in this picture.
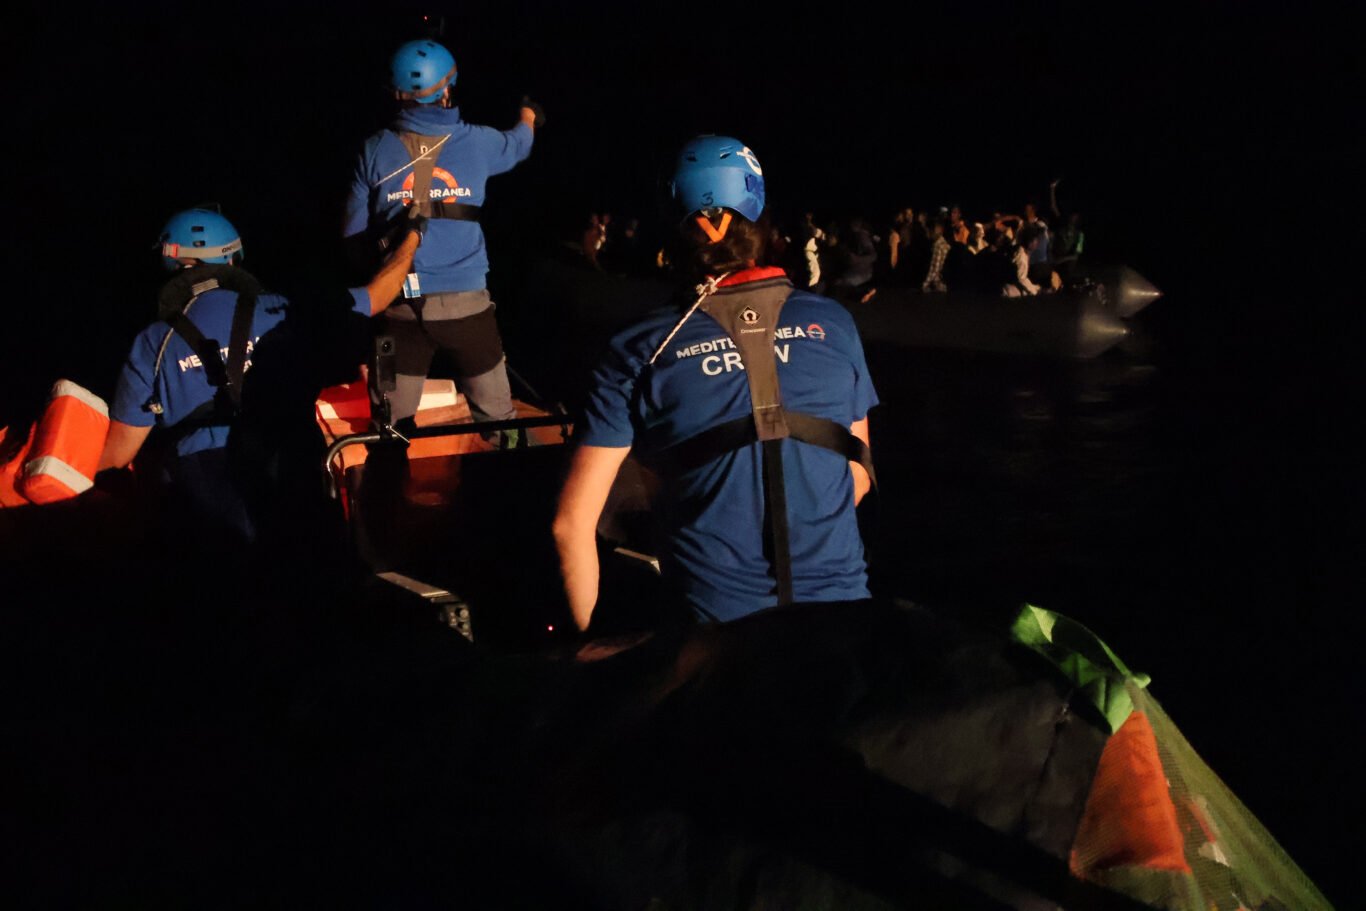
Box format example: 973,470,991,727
9,380,110,505
0,423,37,507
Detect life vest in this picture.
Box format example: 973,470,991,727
0,380,110,505
0,423,36,507
146,264,260,433
373,131,482,259
646,270,876,606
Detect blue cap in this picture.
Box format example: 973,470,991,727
391,40,457,103
670,135,766,223
158,208,243,270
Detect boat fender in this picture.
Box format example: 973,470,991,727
17,380,110,504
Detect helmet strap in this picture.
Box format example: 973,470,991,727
695,211,732,244
402,65,458,103
162,237,243,262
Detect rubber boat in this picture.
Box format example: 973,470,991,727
855,266,1163,360
523,257,1161,362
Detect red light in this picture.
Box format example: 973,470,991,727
547,625,554,631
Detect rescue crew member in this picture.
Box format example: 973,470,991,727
100,207,420,539
553,136,878,629
343,38,541,437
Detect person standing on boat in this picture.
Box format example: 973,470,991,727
554,136,878,630
343,38,541,438
100,207,420,541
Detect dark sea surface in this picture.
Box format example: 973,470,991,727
855,288,1358,908
497,252,1357,907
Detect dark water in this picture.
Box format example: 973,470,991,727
505,259,1358,906
857,294,1357,908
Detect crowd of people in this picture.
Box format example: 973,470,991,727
850,182,1086,300
576,179,1086,304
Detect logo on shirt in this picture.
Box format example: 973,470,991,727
387,167,472,205
807,323,826,341
740,308,760,325
177,338,258,374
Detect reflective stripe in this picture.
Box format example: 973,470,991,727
48,380,108,417
162,238,243,261
23,455,93,495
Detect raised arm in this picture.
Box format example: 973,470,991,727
363,229,422,316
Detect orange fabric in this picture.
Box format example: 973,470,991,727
1070,711,1191,875
695,211,732,243
17,386,109,504
717,266,788,287
316,377,570,516
1,424,36,508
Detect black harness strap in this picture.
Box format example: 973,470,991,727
761,438,793,605
700,279,794,443
651,276,877,606
655,414,876,489
395,132,481,223
701,278,795,603
428,203,481,221
785,412,878,489
146,265,260,419
376,133,481,257
222,290,255,408
164,309,229,389
398,132,443,219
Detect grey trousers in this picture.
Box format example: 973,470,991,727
377,291,516,424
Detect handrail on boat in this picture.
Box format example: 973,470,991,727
322,412,573,500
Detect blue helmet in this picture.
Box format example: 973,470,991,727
391,39,457,104
670,135,766,223
158,208,243,271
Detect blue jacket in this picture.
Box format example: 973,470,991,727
344,105,533,294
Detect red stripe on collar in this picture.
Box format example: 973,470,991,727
716,266,788,288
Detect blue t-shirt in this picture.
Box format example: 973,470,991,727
344,105,534,294
580,274,879,621
110,286,372,457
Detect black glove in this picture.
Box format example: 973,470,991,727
521,94,546,128
406,209,429,243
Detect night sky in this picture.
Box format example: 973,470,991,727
5,2,1347,298
3,1,1360,905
